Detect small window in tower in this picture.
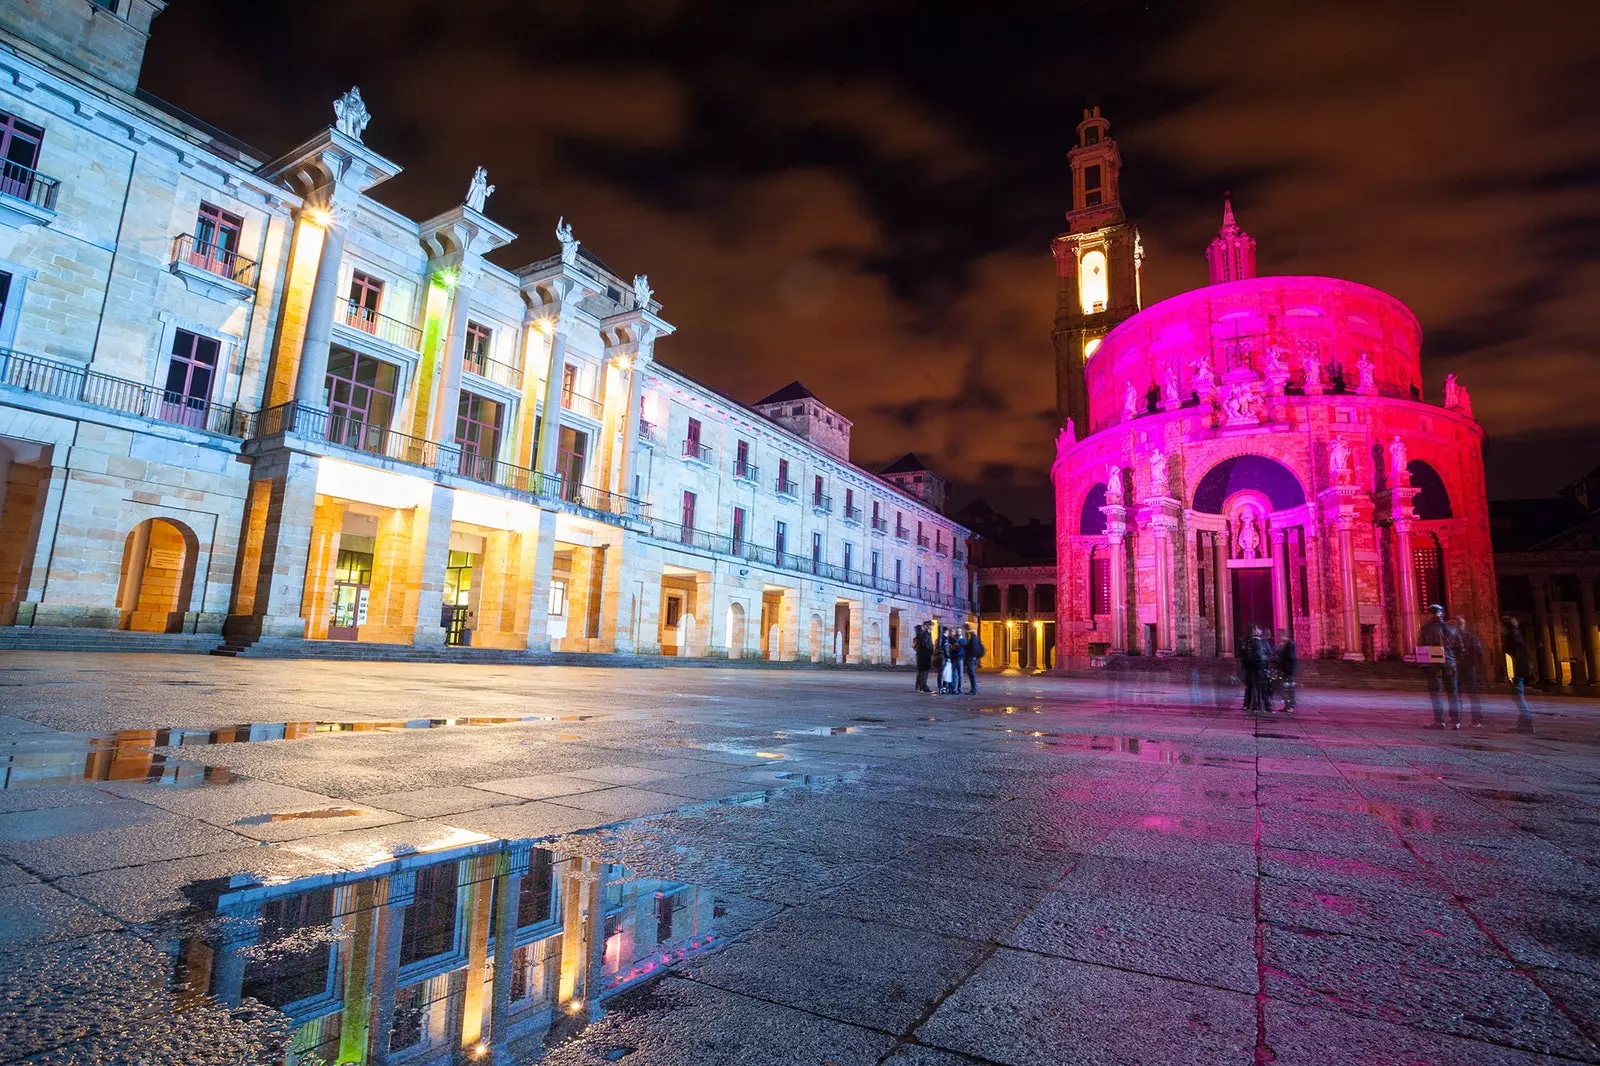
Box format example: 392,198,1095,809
1082,164,1103,207
1084,126,1100,146
1079,250,1109,316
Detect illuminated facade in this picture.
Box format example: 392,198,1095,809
1051,120,1497,667
0,1,967,662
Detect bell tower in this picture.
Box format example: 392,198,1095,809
1051,106,1142,436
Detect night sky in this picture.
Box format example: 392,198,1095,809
141,0,1600,521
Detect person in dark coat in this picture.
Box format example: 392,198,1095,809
1274,630,1299,713
1454,616,1486,727
963,625,984,694
949,631,967,693
913,624,932,693
1502,616,1537,733
1419,604,1461,729
1240,625,1269,714
931,630,948,694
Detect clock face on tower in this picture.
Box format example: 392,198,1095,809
1079,249,1108,315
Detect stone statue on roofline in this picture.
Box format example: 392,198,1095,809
1105,463,1124,504
465,166,495,211
555,216,580,265
333,87,371,141
1299,339,1323,394
1163,366,1183,408
1057,417,1076,454
1356,351,1377,394
1329,435,1353,485
1389,435,1410,484
1193,351,1216,393
633,273,653,307
1149,449,1168,495
1123,381,1139,420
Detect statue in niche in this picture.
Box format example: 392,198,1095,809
1193,351,1217,391
1389,435,1410,482
555,216,580,265
1163,366,1183,407
1237,512,1262,560
633,273,653,306
1329,435,1354,485
1299,339,1323,392
1265,344,1288,376
333,87,371,141
1149,449,1168,495
1123,381,1139,420
1105,464,1124,503
465,166,495,211
1223,383,1257,424
1356,350,1377,393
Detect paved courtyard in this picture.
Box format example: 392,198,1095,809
2,653,1600,1065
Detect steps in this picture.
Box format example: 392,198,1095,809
1091,652,1430,691
0,627,222,654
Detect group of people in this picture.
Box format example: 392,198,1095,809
912,624,983,694
1238,626,1298,715
1418,605,1537,733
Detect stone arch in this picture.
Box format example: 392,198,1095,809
117,517,200,632
1407,460,1453,519
1193,454,1306,514
726,601,747,658
866,620,883,663
1079,483,1108,535
808,613,824,662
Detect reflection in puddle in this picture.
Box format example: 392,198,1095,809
773,724,885,737
181,836,721,1063
996,730,1255,768
0,716,572,792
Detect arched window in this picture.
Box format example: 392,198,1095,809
1413,532,1445,612
1406,460,1453,519
1079,250,1108,315
1080,483,1108,535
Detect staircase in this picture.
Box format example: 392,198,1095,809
0,627,222,654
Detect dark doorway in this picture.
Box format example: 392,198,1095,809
1232,567,1273,650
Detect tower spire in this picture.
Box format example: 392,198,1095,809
1206,193,1256,284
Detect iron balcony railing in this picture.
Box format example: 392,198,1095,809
0,348,255,437
257,402,438,469
953,546,966,562
647,516,966,610
561,389,603,421
462,348,522,390
917,534,932,550
682,439,712,463
776,476,798,498
895,526,910,541
638,420,658,445
733,460,759,482
171,234,258,287
343,299,423,350
0,159,60,212
547,475,643,520
455,450,556,496
871,516,889,533
812,493,833,514
934,541,948,556
843,504,862,523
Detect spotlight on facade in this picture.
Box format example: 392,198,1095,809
738,568,749,576
305,206,333,227
613,353,635,372
437,268,458,289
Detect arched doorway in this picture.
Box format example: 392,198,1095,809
1192,455,1308,655
117,518,198,632
726,601,747,659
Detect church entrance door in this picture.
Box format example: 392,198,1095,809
1231,567,1274,650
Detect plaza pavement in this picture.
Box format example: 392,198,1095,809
1,652,1600,1064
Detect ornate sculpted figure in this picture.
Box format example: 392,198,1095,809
1329,435,1353,484
1105,464,1124,503
1148,449,1169,494
1298,339,1323,392
1237,512,1262,560
1444,373,1460,407
465,166,495,211
1192,351,1216,393
1057,417,1076,452
632,273,653,306
1356,350,1376,392
1163,366,1182,407
1123,381,1139,420
1265,344,1288,376
333,87,371,141
555,216,579,265
1223,382,1257,424
1389,435,1409,481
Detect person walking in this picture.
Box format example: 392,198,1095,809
1240,625,1267,714
913,624,932,693
1502,615,1537,733
931,630,947,694
1419,604,1462,729
964,625,984,695
1453,616,1486,727
1275,630,1298,713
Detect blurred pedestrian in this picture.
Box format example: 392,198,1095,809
1502,615,1536,733
950,630,968,693
1419,604,1461,729
931,630,948,694
1240,625,1270,715
963,625,983,694
1453,616,1486,727
913,624,932,693
941,632,958,693
1275,629,1298,713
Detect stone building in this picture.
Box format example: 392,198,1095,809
960,499,1058,671
1492,475,1600,690
0,0,967,661
1050,115,1496,668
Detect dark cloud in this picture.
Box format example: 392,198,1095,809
143,0,1600,519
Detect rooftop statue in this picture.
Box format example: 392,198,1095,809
333,87,371,141
466,166,495,211
556,216,579,265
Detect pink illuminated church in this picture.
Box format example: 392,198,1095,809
1050,109,1497,667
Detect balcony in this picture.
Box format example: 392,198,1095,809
894,526,909,542
776,477,798,499
871,516,889,534
953,546,966,563
682,439,712,464
169,234,258,301
0,159,59,228
843,504,862,524
812,493,833,515
343,299,423,351
916,534,931,551
733,460,760,483
561,388,603,421
0,348,254,438
462,348,522,390
638,419,658,446
934,541,948,557
258,402,439,470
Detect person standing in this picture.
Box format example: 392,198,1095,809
931,630,947,694
950,631,968,693
1240,625,1266,714
941,633,957,693
913,624,932,693
1502,615,1537,733
964,625,984,695
1419,604,1462,729
1275,630,1298,713
1453,616,1486,727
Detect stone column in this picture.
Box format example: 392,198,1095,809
335,879,384,1065
534,328,570,483
457,853,498,1056
1215,530,1232,656
368,870,416,1066
294,209,349,410
525,508,559,651
429,269,476,450
490,847,530,1057
1337,518,1361,659
1530,575,1557,683
1101,502,1129,653
1151,521,1173,652
1393,518,1417,655
1270,527,1289,638
411,484,456,647
1580,573,1600,687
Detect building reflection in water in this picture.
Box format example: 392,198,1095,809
176,837,719,1064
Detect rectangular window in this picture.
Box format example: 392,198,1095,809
561,363,578,402
399,862,459,967
895,559,903,586
870,550,880,582
324,348,399,449
548,579,567,617
241,888,335,1008
936,572,942,595
517,850,556,928
161,329,221,426
665,597,682,628
454,391,503,477
681,490,697,533
845,488,854,513
732,507,746,551
735,439,750,477
1090,554,1111,615
464,320,492,374
813,475,824,503
347,270,384,331
871,501,880,521
191,201,244,276
811,532,823,573
687,417,701,446
843,543,853,573
556,426,589,494
1083,164,1102,190
916,565,924,591
775,520,787,559
778,458,792,493
0,111,44,201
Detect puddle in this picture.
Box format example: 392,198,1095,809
176,833,728,1064
0,715,578,792
994,729,1255,768
773,724,886,737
